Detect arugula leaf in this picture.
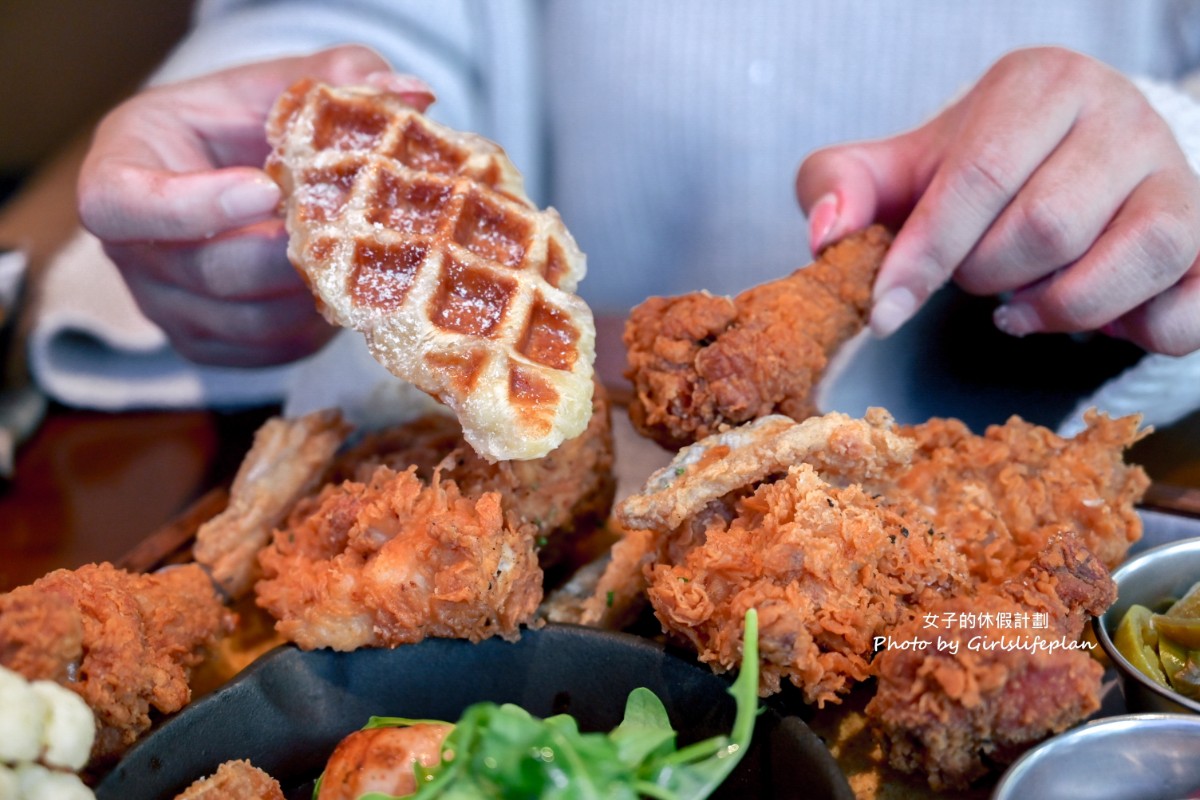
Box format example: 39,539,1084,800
609,689,676,769
636,608,759,799
322,609,760,800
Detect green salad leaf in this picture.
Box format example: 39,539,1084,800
325,609,760,800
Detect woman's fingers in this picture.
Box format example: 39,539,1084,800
78,44,433,244
103,222,334,366
955,70,1168,298
1106,270,1200,356
119,268,332,367
996,168,1200,338
81,165,282,243
797,46,1200,357
869,52,1086,336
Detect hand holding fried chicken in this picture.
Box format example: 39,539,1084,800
624,226,891,449
798,46,1200,355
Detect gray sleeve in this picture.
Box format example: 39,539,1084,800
144,0,530,145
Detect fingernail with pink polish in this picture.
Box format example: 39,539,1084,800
808,193,839,253
1101,320,1128,340
870,287,918,338
219,177,280,221
993,303,1040,337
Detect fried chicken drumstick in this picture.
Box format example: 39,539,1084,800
624,225,891,449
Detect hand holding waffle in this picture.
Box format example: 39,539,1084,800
77,46,433,367
265,80,596,461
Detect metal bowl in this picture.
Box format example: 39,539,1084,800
992,713,1200,800
1094,536,1200,715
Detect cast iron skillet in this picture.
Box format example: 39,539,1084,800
95,624,852,799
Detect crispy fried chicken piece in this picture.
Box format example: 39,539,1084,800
624,225,891,449
255,466,543,650
883,409,1149,581
198,385,613,606
645,464,967,704
174,759,284,800
615,407,1145,789
194,409,353,598
0,563,232,763
335,381,616,560
0,590,81,683
866,535,1115,790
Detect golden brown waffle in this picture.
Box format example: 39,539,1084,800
266,79,596,461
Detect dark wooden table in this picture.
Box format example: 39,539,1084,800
0,405,274,591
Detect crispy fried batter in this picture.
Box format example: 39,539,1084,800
174,759,284,800
255,466,543,651
198,386,613,620
618,408,911,532
883,409,1150,581
194,409,353,599
337,381,616,557
0,563,232,763
0,589,81,684
624,225,891,449
866,535,1115,791
615,407,1147,789
646,464,967,704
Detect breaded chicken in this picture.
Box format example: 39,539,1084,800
866,535,1115,790
199,385,614,615
624,225,891,449
174,759,284,800
194,409,353,599
333,381,616,561
614,408,1147,790
620,409,912,533
255,466,543,650
0,563,232,764
882,409,1150,581
646,463,968,704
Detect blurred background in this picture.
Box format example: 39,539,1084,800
0,0,192,259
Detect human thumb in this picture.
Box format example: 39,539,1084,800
795,124,941,254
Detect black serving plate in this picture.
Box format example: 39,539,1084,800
96,624,852,799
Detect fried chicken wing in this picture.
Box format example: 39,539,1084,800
614,407,1147,790
866,535,1115,790
255,466,543,650
624,225,891,449
0,563,231,764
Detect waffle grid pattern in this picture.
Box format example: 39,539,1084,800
267,81,596,462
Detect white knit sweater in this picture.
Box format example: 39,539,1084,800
142,0,1200,431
